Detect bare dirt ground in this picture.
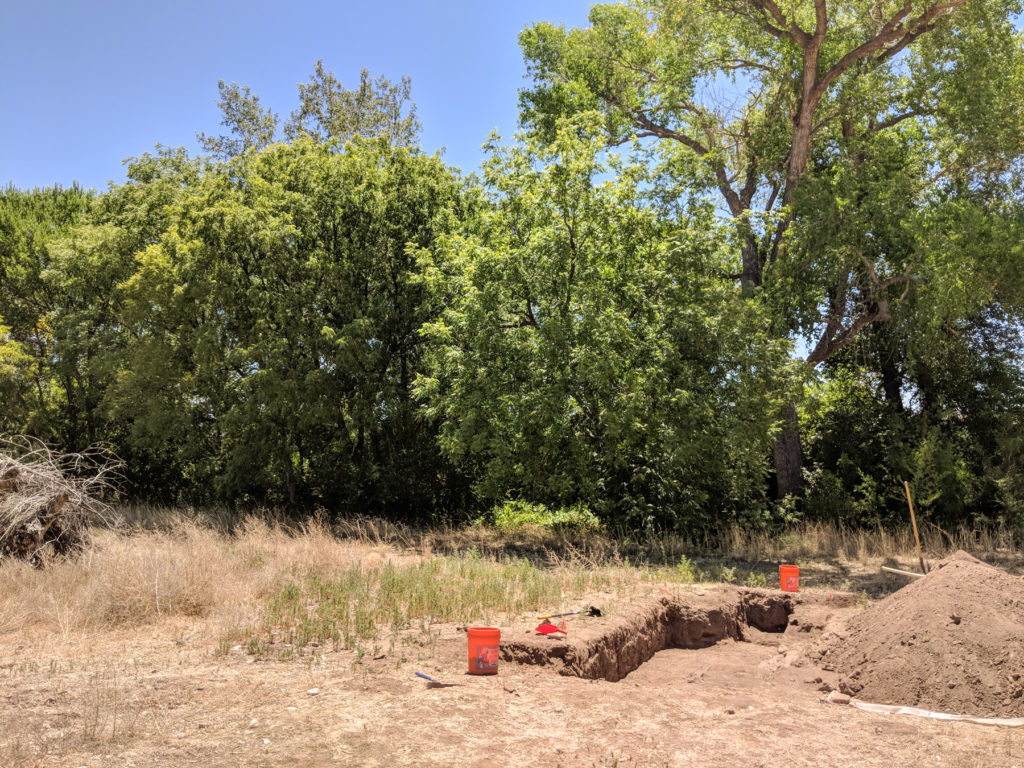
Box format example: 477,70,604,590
3,581,1023,768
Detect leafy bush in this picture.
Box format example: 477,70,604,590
485,500,602,534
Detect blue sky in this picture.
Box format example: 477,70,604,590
1,1,594,191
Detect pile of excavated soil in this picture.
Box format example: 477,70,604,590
814,551,1024,717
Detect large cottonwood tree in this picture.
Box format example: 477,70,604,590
519,0,1024,495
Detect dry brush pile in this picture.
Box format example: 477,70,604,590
0,437,120,564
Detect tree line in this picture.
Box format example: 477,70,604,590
2,1,1024,532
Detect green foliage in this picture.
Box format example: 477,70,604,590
3,17,1023,536
285,60,421,148
484,500,602,534
416,118,791,529
801,368,907,525
112,138,470,512
0,319,31,409
0,185,100,444
802,314,1024,528
197,60,421,162
197,81,279,160
744,570,768,588
674,555,696,583
518,0,1024,497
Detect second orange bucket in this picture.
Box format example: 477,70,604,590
779,564,800,592
467,627,501,675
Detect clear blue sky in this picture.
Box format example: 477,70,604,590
1,0,595,191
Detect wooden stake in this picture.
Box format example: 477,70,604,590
904,481,928,574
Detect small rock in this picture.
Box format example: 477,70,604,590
826,691,851,705
248,718,258,728
948,683,956,689
950,614,961,625
724,708,735,715
307,688,320,696
777,645,788,655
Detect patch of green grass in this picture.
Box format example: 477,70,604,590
252,550,623,657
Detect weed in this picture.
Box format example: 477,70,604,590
744,570,768,588
78,666,147,745
674,555,697,582
858,591,871,611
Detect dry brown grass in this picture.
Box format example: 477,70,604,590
0,515,393,639
1,510,1022,768
1,510,1019,644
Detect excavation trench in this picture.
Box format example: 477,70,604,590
501,589,794,683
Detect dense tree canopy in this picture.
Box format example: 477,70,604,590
109,138,471,509
416,121,795,527
1,25,1022,531
518,0,1024,494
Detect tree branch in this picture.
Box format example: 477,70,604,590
747,0,811,45
807,257,920,363
629,110,746,216
813,0,967,100
868,108,928,133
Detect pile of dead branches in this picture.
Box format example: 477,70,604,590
0,437,121,564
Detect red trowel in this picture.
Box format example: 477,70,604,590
535,620,567,635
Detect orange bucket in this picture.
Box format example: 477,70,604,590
779,564,800,592
467,627,501,675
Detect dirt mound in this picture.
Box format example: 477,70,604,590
814,550,1024,717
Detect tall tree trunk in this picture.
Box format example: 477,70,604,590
879,352,905,412
740,234,762,295
773,402,802,499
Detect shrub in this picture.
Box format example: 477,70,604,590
486,500,602,534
